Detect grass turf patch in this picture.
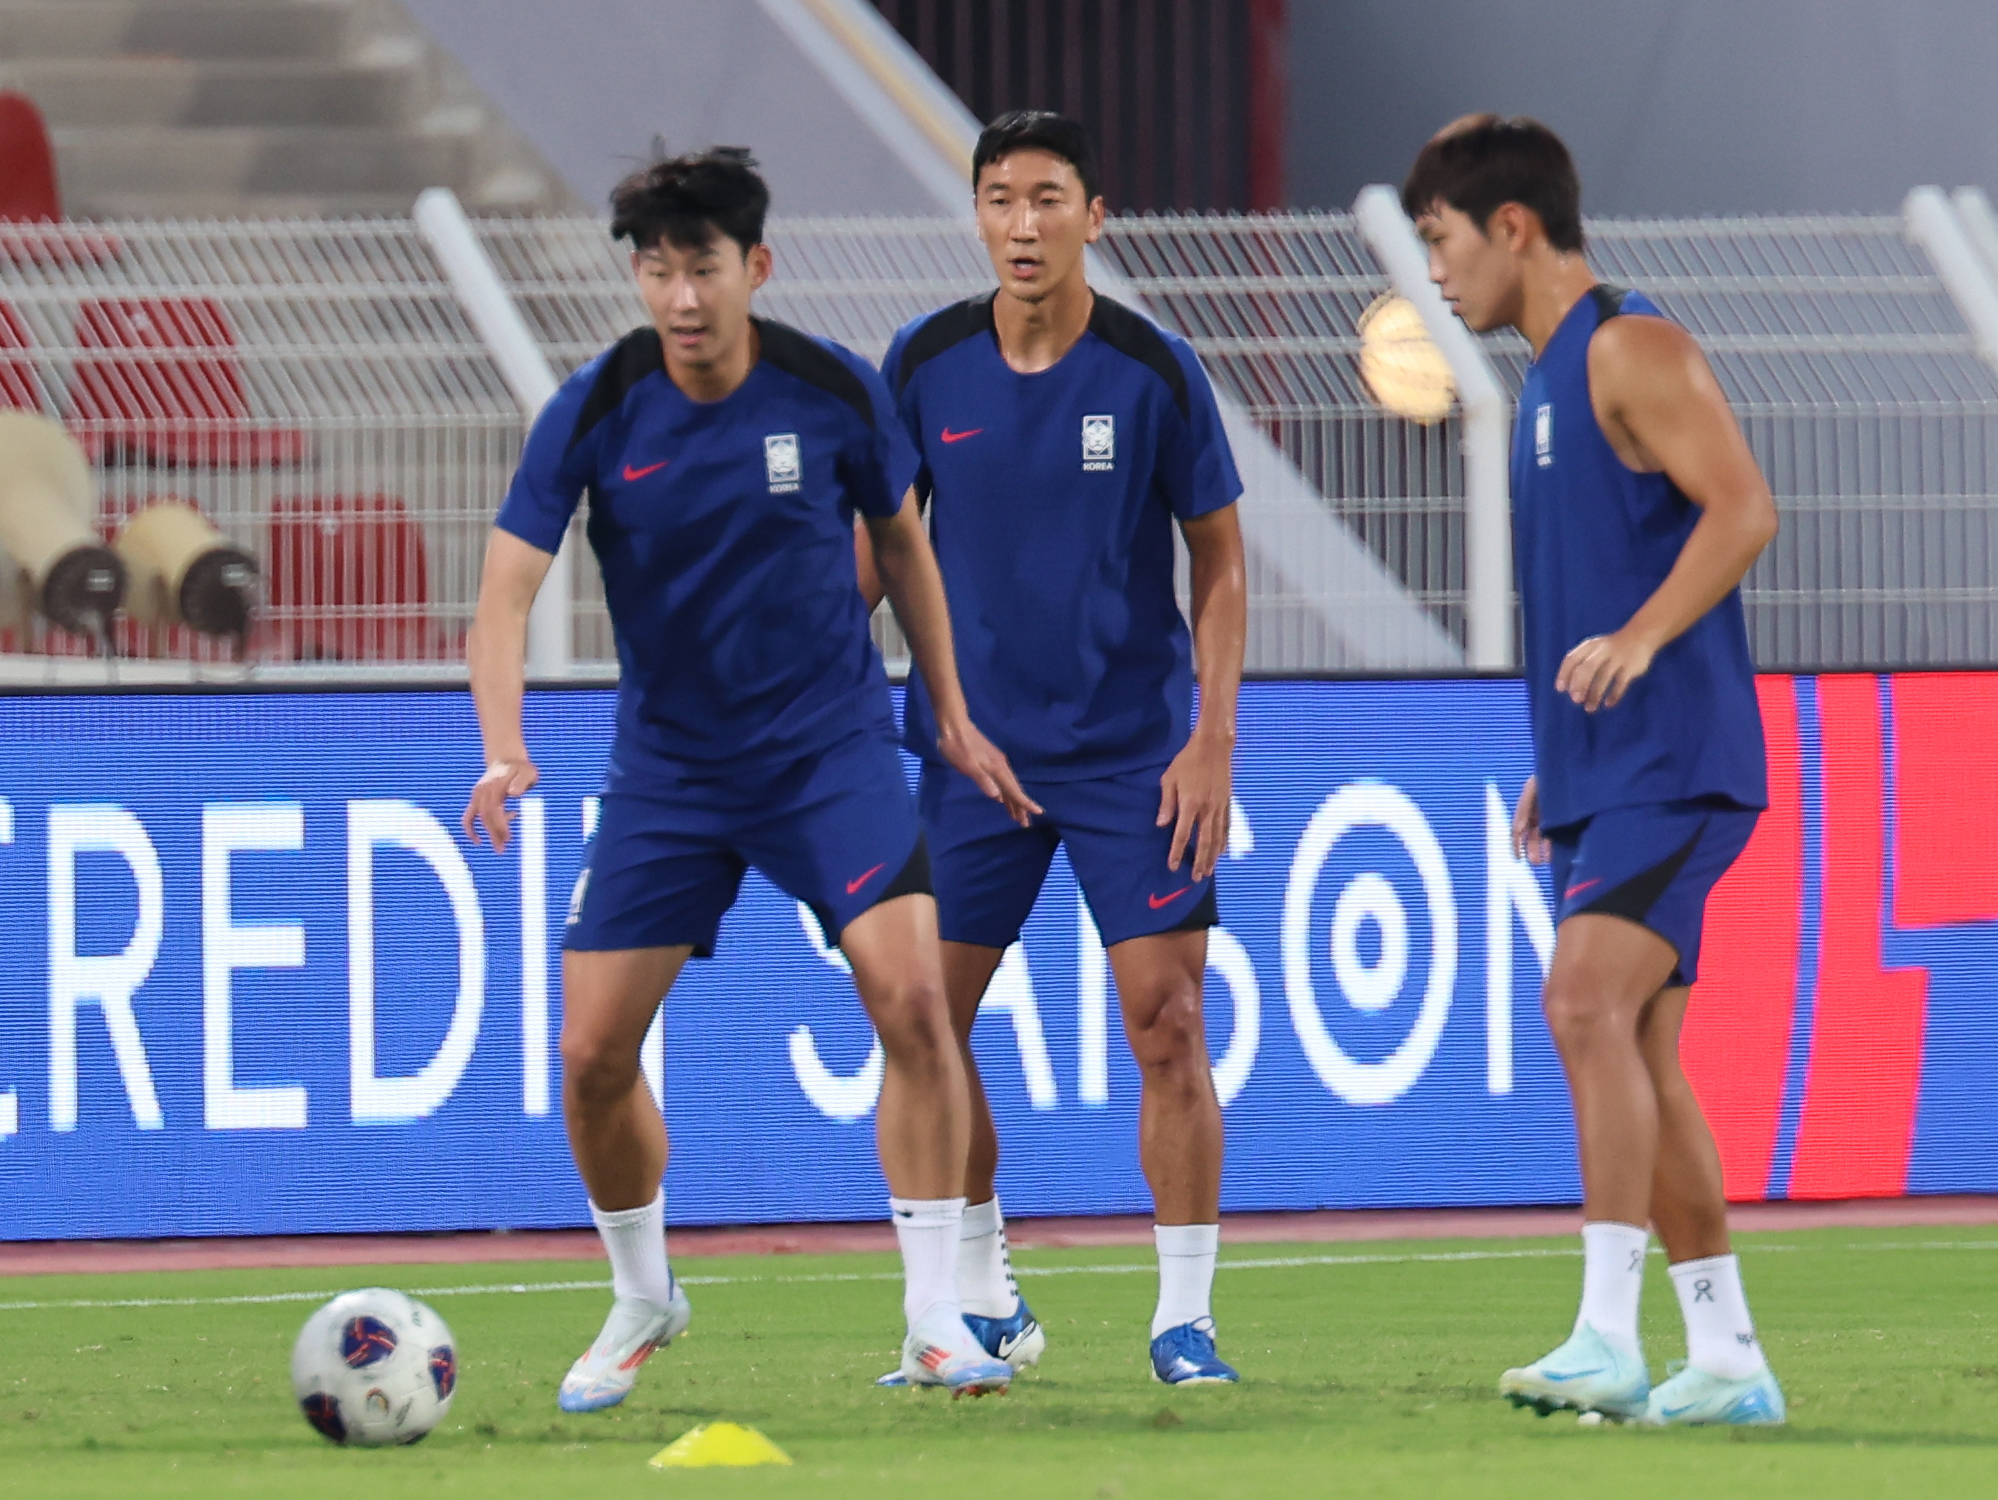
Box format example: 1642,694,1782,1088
3,1225,1997,1498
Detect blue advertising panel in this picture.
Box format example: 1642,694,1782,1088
12,672,1991,1241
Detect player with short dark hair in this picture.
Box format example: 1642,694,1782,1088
864,110,1250,1387
464,147,1033,1408
1404,115,1785,1426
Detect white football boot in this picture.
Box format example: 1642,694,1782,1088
1499,1322,1650,1422
557,1281,693,1413
897,1304,1013,1397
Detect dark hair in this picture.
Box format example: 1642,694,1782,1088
609,146,769,255
1401,115,1583,253
972,110,1100,202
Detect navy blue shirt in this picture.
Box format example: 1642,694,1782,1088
497,320,917,788
1511,285,1767,829
883,293,1241,780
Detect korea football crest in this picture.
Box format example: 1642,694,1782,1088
1081,413,1115,471
764,432,802,493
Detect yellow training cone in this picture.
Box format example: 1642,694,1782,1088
648,1422,793,1468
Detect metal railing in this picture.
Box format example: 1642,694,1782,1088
5,200,1998,681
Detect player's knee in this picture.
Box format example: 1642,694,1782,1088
559,1027,640,1107
1540,978,1632,1052
868,976,953,1060
1128,985,1206,1073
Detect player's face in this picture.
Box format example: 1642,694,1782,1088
632,232,773,371
1415,201,1525,334
975,149,1104,304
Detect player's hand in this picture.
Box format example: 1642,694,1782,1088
1556,628,1657,712
1511,775,1550,865
463,757,540,852
1159,728,1233,881
935,716,1041,827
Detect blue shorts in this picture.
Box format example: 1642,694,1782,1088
1547,798,1759,986
919,759,1218,950
566,729,927,956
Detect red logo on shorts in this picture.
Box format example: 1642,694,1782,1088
1566,876,1604,900
846,863,888,895
1148,885,1196,910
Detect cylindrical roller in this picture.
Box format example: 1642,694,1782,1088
115,500,258,636
0,410,124,635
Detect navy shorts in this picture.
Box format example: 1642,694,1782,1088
919,759,1218,950
566,729,928,956
1547,797,1759,986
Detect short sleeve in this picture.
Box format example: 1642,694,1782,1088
1157,340,1243,522
839,349,921,520
494,368,597,553
880,320,934,505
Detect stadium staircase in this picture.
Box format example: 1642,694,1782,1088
0,0,574,218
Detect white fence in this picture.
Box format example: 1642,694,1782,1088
4,197,1998,680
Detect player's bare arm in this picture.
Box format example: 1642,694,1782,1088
1556,316,1778,713
462,526,553,850
1158,504,1246,881
864,488,1042,825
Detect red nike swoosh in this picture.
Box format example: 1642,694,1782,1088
939,427,983,444
622,460,670,481
846,862,887,895
1566,877,1603,899
1148,886,1195,910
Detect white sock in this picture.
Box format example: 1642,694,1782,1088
589,1191,673,1307
1152,1223,1219,1338
1575,1220,1648,1347
891,1195,965,1328
957,1197,1021,1318
1669,1253,1767,1379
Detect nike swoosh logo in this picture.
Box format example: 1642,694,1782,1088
1544,1366,1607,1382
1565,877,1603,899
1148,886,1196,910
846,862,887,895
622,460,670,481
939,427,983,443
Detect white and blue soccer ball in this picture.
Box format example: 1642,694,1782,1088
291,1288,457,1447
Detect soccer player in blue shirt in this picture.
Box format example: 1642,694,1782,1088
462,149,1035,1408
863,113,1250,1386
1405,117,1785,1426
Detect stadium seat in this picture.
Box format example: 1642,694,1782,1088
266,494,442,661
0,92,59,222
0,301,44,412
66,298,310,468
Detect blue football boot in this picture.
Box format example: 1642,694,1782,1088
1643,1361,1787,1426
1150,1317,1239,1385
1498,1323,1649,1421
964,1296,1046,1370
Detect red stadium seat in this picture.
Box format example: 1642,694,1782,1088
66,298,309,468
266,495,442,661
0,92,59,222
0,300,44,412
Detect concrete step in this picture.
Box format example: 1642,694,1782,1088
2,57,419,128
53,125,475,200
0,1,349,63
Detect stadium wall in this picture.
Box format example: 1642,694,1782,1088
1,674,1993,1242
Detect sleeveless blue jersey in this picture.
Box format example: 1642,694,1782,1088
1511,285,1767,829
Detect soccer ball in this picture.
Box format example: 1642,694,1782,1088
291,1288,457,1447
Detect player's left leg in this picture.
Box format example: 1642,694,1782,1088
1105,929,1235,1385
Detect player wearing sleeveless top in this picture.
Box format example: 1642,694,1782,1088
1404,117,1786,1427
462,150,1033,1407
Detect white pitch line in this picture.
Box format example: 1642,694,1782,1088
0,1236,1986,1315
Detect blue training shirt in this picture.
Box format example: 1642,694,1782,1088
497,319,917,788
882,292,1242,780
1511,284,1768,829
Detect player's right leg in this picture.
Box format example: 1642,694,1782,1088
1638,986,1785,1426
554,798,744,1413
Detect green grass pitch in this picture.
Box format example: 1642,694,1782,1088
5,1225,1997,1499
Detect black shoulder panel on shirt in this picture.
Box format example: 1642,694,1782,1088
892,294,996,393
569,327,664,454
1088,294,1189,420
1590,284,1633,322
755,318,875,427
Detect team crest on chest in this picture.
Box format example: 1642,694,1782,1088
1081,413,1115,471
764,432,802,492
